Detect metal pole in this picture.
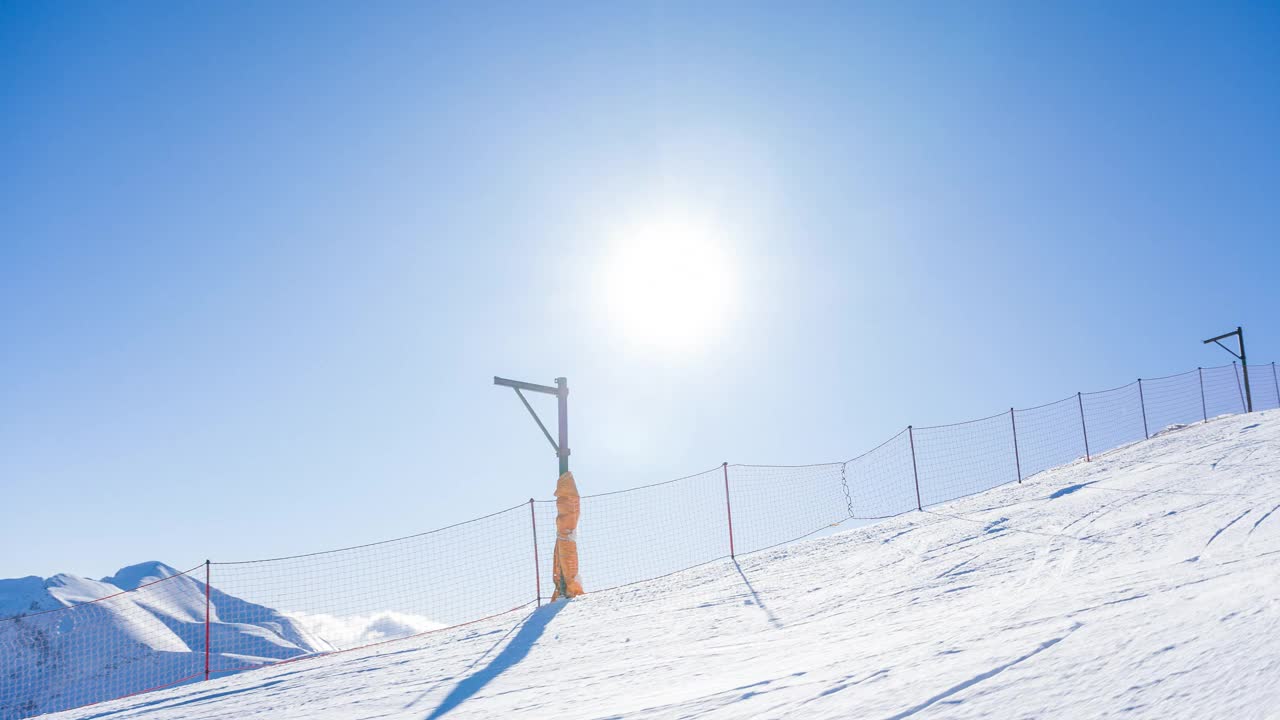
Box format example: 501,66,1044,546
908,426,922,511
1198,367,1207,422
556,377,569,475
1273,362,1279,410
1137,379,1149,440
1010,408,1022,484
1238,327,1253,412
204,560,211,682
1077,392,1091,461
1202,327,1255,413
1242,362,1253,411
529,499,541,607
722,462,735,559
1234,361,1245,413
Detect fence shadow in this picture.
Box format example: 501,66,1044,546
734,559,782,629
424,601,566,719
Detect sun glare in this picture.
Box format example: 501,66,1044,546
599,215,737,354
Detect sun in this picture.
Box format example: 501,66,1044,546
599,215,737,354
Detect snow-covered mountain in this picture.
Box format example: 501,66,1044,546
31,411,1280,720
0,561,331,720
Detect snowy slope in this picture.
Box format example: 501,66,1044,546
40,412,1280,719
0,562,331,720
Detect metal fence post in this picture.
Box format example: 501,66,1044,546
1273,362,1279,410
1077,392,1091,461
529,499,541,607
722,462,736,559
1198,367,1207,422
1138,379,1149,440
1234,361,1246,412
204,560,211,682
1239,327,1254,413
908,426,923,511
1010,408,1022,483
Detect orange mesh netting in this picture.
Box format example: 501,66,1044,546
551,471,584,600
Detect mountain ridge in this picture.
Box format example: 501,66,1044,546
0,560,330,720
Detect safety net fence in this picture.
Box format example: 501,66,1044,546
3,361,1278,719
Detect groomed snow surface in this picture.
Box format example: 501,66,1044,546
47,412,1280,719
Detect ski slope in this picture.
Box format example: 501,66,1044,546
45,412,1280,719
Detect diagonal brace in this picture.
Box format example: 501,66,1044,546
1210,339,1242,360
514,388,559,454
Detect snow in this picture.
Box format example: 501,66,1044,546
101,563,182,592
31,412,1280,719
0,563,331,719
284,611,445,648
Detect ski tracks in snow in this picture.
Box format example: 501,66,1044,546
1204,509,1252,548
881,624,1082,720
1248,503,1280,535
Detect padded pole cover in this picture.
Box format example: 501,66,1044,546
551,471,584,600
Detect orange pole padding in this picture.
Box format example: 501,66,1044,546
550,471,584,600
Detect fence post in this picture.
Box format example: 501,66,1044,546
1010,408,1022,483
1243,361,1254,413
1198,367,1207,422
529,499,541,607
1273,363,1279,410
1234,361,1245,412
1138,379,1149,440
908,426,922,511
722,462,735,559
204,560,211,682
1077,392,1091,461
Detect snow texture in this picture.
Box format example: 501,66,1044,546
28,412,1280,719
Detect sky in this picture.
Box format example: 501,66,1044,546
2,1,1278,580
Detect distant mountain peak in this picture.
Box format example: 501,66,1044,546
102,561,181,590
2,559,327,719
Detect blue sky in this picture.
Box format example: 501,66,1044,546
2,1,1278,579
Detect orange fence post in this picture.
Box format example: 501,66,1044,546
723,462,735,559
908,426,922,511
1199,368,1207,422
1078,392,1091,461
204,560,211,682
530,499,541,607
1010,408,1022,483
1138,379,1149,440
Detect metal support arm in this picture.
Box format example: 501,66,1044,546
495,375,570,475
1202,327,1252,412
494,376,560,395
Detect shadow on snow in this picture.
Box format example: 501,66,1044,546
424,601,566,719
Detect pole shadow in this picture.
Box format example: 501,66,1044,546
402,616,525,711
734,559,782,629
424,601,566,719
